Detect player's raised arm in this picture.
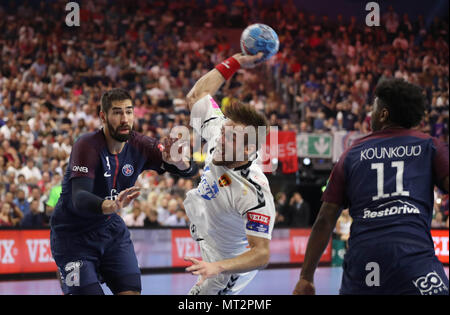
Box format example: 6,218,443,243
186,53,263,111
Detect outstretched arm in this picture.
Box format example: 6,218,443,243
72,177,140,215
186,53,264,111
185,234,269,285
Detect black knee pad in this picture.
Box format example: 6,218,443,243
107,273,141,295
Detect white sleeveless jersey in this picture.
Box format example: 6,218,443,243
184,94,276,258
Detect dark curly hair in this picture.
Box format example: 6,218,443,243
100,88,132,113
374,78,426,129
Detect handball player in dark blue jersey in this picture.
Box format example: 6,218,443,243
50,88,198,295
294,78,449,295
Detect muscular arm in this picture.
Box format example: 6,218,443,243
71,177,139,215
71,177,105,215
215,235,270,274
185,235,270,279
300,202,341,282
186,68,226,111
186,53,264,111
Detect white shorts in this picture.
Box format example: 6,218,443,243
188,237,258,295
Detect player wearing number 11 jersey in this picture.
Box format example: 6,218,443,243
294,78,449,295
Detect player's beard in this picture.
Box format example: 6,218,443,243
107,119,132,142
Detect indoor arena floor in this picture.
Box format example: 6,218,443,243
0,267,448,295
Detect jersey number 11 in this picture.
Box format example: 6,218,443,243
371,161,410,201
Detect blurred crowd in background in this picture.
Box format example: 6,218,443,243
0,0,448,229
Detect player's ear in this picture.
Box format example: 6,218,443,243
100,110,106,124
379,108,389,123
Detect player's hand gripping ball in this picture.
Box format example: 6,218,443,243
240,24,279,64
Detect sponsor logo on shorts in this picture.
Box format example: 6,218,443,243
246,212,270,233
64,260,83,287
218,174,232,187
122,164,134,176
362,200,420,219
64,260,83,271
413,271,448,295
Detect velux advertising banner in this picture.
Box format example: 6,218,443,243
0,229,447,275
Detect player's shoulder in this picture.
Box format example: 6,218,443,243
236,162,272,194
128,130,144,142
128,131,160,148
345,128,435,154
73,129,105,149
192,94,221,112
354,128,433,146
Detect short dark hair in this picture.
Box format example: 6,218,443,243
100,88,132,113
374,78,426,129
224,100,269,149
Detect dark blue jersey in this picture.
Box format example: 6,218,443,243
50,129,165,236
323,128,449,249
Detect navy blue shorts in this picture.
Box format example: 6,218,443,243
340,241,449,295
50,215,141,295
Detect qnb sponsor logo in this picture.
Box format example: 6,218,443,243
413,271,448,295
72,165,88,173
362,200,420,219
360,145,421,161
0,240,16,264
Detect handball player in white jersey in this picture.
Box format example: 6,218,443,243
183,52,276,295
